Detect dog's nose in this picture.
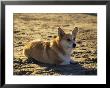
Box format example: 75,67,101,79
73,43,76,48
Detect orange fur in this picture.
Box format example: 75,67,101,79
23,38,64,64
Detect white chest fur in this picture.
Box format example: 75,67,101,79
65,48,73,55
51,45,73,65
58,53,71,65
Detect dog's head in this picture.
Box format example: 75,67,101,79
58,27,78,49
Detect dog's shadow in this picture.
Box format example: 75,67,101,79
25,58,97,75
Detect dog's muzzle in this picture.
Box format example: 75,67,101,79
73,43,76,48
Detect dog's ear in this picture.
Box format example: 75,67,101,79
58,27,65,38
72,27,78,38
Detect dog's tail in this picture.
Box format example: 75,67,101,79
23,44,32,58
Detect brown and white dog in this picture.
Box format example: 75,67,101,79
23,27,78,65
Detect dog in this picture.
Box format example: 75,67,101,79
23,27,78,65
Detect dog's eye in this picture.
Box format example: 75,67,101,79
67,39,71,41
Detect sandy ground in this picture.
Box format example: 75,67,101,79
13,13,97,75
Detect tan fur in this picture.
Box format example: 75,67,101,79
23,38,64,64
23,27,78,65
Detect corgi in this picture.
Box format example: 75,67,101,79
23,27,78,65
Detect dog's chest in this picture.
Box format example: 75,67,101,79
58,53,71,62
65,48,73,55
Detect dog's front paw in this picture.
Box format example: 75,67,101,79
60,61,70,65
70,60,77,64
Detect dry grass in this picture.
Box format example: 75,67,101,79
13,13,97,75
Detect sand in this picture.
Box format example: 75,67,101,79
13,13,97,75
